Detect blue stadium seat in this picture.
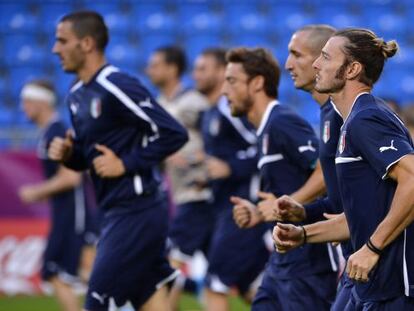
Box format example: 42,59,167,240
178,4,222,35
8,66,48,101
107,39,139,69
295,94,320,125
268,5,315,34
184,35,222,63
79,3,130,34
0,3,38,33
279,74,295,100
315,6,363,28
3,34,46,66
362,10,407,38
362,0,394,7
398,72,414,100
0,107,14,128
229,34,272,50
133,3,176,34
103,12,131,34
374,69,402,100
80,2,120,14
138,34,178,65
39,3,74,34
53,69,75,100
226,8,267,36
389,45,414,68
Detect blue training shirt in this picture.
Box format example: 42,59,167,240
38,118,89,234
201,96,258,206
304,100,353,259
63,65,188,212
336,92,414,301
258,100,338,278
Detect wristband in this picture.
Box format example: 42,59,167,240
301,226,307,244
366,238,382,256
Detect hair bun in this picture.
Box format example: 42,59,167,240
375,38,399,58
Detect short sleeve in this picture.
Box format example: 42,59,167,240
351,110,414,179
277,115,319,171
45,122,66,148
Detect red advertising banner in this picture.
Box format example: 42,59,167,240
0,219,48,295
0,151,49,295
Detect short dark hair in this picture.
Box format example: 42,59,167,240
226,47,280,99
334,28,398,87
60,11,109,52
155,46,187,77
201,47,227,67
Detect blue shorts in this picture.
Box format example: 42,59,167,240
331,272,353,311
345,289,414,311
42,207,85,282
252,271,337,311
206,208,269,295
84,200,176,310
168,200,215,258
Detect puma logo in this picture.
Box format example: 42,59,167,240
91,292,107,305
69,102,78,115
298,140,316,153
379,140,398,153
139,97,153,108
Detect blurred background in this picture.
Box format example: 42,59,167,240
1,0,413,310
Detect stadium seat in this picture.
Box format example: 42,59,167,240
178,4,222,35
78,3,131,34
138,34,178,65
0,3,38,33
229,34,272,50
8,66,48,102
362,10,406,38
226,8,268,36
107,40,140,69
133,3,177,35
268,4,315,34
0,107,14,127
315,6,363,28
3,34,46,66
80,2,120,14
184,35,222,63
52,69,76,101
39,3,74,34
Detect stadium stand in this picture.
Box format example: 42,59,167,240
1,0,414,148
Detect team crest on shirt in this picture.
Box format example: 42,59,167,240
209,117,220,136
338,131,346,154
323,121,330,143
69,101,79,115
90,98,102,119
262,133,269,155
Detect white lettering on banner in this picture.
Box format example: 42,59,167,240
0,236,46,295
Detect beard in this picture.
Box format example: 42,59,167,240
230,96,253,117
62,44,85,74
196,80,217,96
315,61,348,94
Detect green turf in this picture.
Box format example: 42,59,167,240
0,294,250,311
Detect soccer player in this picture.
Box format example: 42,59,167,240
223,47,338,311
194,48,269,311
18,80,96,311
274,28,414,309
147,45,211,309
49,11,188,311
270,24,355,310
